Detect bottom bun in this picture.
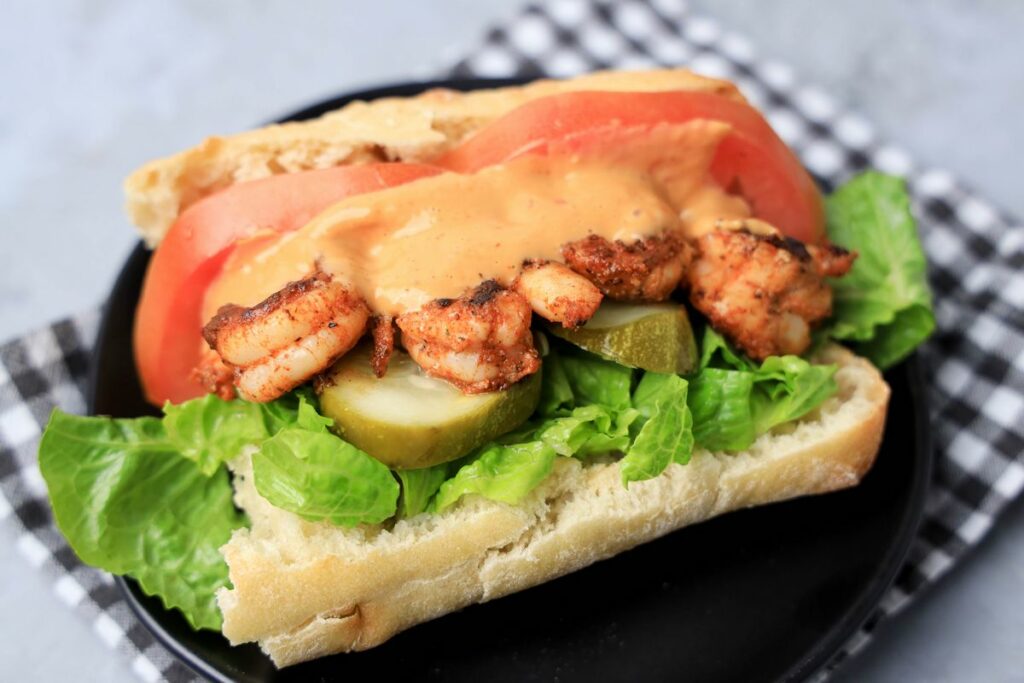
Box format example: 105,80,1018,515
217,344,889,667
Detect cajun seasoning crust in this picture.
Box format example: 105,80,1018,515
687,229,856,360
395,281,541,394
201,271,371,402
561,232,693,301
203,272,369,360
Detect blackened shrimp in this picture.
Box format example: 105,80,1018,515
396,280,540,393
561,231,692,302
512,260,603,329
202,271,370,402
687,228,856,360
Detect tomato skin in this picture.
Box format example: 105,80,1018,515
135,163,442,405
438,91,825,244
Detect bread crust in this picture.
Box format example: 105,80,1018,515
217,345,889,666
124,69,742,246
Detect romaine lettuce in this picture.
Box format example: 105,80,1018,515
688,367,756,451
687,329,838,452
38,388,370,630
825,172,935,368
252,429,399,526
750,356,837,434
621,372,693,483
396,465,450,517
558,347,634,410
434,441,557,512
162,394,268,476
39,411,245,630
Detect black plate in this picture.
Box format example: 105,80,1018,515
92,79,932,683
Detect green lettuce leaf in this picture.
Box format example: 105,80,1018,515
534,404,633,457
39,389,353,630
161,389,334,476
579,406,639,456
39,410,245,630
536,346,575,416
258,387,334,434
825,172,936,368
688,368,756,451
252,429,399,526
750,356,837,434
559,347,633,410
434,441,557,512
621,373,693,484
163,395,268,476
292,391,335,433
687,329,837,451
698,325,754,371
396,465,450,518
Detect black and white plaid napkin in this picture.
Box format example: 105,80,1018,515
2,1,1022,681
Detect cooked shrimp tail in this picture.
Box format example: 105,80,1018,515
202,271,370,402
513,260,603,329
687,228,856,360
396,280,540,393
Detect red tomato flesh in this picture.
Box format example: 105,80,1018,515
438,91,825,244
135,163,442,405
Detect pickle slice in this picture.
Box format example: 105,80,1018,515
548,302,698,374
318,346,541,469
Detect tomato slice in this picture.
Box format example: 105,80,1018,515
135,163,442,406
438,91,825,244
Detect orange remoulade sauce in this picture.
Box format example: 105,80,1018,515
203,121,751,320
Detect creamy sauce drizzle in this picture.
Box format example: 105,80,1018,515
204,120,751,320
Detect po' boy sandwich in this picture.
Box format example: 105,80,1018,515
39,69,934,667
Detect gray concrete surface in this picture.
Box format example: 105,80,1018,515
1,1,1021,681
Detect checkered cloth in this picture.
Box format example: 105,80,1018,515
3,1,1023,681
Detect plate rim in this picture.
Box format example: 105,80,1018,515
782,352,932,680
93,77,933,683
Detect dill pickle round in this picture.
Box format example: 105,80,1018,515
547,302,698,374
318,346,541,469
